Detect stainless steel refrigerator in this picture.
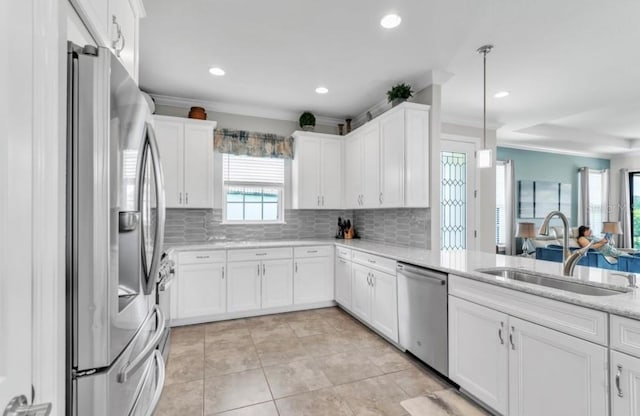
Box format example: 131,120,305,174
66,43,166,416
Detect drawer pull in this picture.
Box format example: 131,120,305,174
307,250,318,254
616,365,623,397
256,253,268,256
367,259,377,264
195,255,210,259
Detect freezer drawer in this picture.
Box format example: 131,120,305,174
74,307,166,416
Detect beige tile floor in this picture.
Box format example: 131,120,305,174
156,307,490,416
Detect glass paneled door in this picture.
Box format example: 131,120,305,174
440,139,477,250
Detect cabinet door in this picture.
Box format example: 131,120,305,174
334,257,352,309
292,137,321,209
361,123,380,208
508,316,608,416
344,134,362,209
177,262,226,318
404,108,430,207
154,119,184,208
109,0,137,81
370,270,398,342
611,350,640,416
227,261,261,312
320,139,343,209
293,256,333,304
183,123,214,208
350,263,372,322
379,111,404,208
261,259,293,308
448,296,508,415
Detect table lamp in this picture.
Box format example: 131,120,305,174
517,222,537,257
602,221,622,247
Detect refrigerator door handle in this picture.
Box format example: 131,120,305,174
118,305,165,383
141,123,166,295
127,350,165,416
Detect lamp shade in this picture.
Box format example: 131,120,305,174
602,221,622,235
516,222,537,238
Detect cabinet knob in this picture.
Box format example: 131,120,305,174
179,192,182,204
221,267,225,279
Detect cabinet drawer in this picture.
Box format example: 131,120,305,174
294,245,332,258
611,315,640,358
336,246,352,260
352,250,396,274
179,250,226,264
449,275,608,345
227,247,292,262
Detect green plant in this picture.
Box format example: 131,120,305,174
299,111,316,128
386,82,413,103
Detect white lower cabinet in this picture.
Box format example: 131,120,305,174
349,262,398,342
176,261,226,319
261,259,293,308
448,296,508,415
611,350,640,416
293,246,334,304
334,256,352,308
449,295,608,416
227,261,262,313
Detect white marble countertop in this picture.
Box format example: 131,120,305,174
164,239,640,320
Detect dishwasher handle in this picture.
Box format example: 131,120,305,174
397,263,447,285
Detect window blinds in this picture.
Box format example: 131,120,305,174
222,154,285,184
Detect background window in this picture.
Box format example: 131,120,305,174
222,154,285,223
495,163,506,245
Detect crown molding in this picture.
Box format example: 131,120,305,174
150,94,343,126
497,143,612,159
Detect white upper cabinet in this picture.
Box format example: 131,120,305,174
291,132,343,209
154,116,216,209
343,102,430,209
69,0,145,81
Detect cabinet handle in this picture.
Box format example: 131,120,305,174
366,274,370,286
111,15,126,57
186,192,189,205
221,267,225,280
498,321,504,345
179,192,182,204
195,255,210,259
295,262,298,273
307,250,318,254
263,264,266,275
322,196,325,206
339,259,346,264
616,364,623,397
367,259,376,264
256,253,267,256
258,264,260,276
317,196,320,207
509,326,515,350
379,192,383,204
371,274,375,286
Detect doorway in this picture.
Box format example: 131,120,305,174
440,139,477,250
630,172,640,249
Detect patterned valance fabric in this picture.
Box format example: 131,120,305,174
214,129,294,159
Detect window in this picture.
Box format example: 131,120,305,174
222,154,285,223
588,171,603,232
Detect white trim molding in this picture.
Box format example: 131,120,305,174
151,94,343,127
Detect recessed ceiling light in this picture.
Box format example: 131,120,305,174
494,91,510,98
209,67,225,76
315,86,329,94
380,14,402,29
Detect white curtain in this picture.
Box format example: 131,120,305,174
504,160,517,255
578,167,590,226
620,168,632,248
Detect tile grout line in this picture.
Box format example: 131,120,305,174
250,320,281,416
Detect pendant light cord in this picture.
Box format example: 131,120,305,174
477,45,493,151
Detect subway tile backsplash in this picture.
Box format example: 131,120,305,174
165,208,430,249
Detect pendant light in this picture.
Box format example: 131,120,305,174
476,44,493,168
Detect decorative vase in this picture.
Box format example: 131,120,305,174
188,106,207,120
391,98,405,107
345,118,352,133
337,123,344,135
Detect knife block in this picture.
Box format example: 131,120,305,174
344,228,354,239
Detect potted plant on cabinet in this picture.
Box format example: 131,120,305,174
386,82,413,106
299,111,316,131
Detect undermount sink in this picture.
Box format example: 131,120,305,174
476,267,631,297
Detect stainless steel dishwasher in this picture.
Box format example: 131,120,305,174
397,263,448,376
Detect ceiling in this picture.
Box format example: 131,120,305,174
139,0,640,157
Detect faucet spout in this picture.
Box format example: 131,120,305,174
539,211,574,275
563,241,594,276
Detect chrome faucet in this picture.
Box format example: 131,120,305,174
539,211,589,276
